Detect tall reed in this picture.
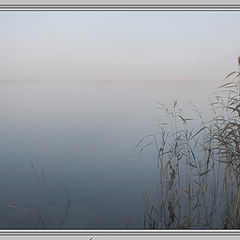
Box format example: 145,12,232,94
138,58,240,229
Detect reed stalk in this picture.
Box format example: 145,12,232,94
138,57,240,229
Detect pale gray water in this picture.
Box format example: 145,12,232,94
0,81,219,229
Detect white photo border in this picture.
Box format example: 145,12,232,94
0,2,240,237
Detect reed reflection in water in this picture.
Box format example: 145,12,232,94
0,80,219,228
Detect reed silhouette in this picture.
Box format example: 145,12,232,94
137,57,240,229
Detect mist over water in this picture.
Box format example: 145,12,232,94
0,81,218,228
1,11,240,228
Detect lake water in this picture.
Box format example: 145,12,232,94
0,81,220,229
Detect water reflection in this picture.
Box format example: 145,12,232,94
0,81,218,228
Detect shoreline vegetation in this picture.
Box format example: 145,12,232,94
7,58,240,229
137,58,240,229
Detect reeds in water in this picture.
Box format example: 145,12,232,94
8,163,70,229
138,58,240,229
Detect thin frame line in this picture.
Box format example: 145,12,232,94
0,230,240,236
1,4,240,11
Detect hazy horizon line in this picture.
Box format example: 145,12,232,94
0,78,223,85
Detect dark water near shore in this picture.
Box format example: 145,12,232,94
0,81,219,229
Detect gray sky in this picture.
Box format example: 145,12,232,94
0,11,240,83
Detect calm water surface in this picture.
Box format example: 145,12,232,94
0,81,219,229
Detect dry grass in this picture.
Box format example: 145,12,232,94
137,58,240,229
